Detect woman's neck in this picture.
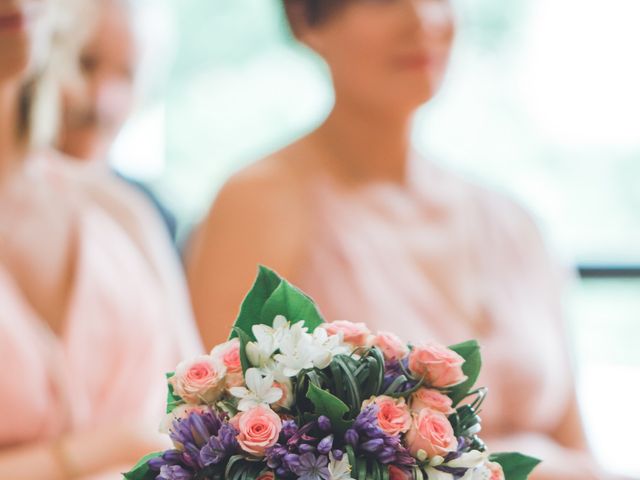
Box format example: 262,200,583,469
0,82,22,184
313,96,414,185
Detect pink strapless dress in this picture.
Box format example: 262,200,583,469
294,159,573,437
0,157,202,478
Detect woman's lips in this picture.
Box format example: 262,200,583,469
0,12,25,33
394,51,448,75
394,53,442,72
398,54,433,68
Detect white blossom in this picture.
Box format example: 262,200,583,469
246,315,295,367
328,451,355,480
229,368,283,411
425,451,488,480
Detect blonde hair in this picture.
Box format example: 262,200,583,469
18,0,91,149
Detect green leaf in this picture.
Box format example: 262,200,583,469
306,382,354,435
230,266,282,341
224,455,263,480
332,356,361,416
233,327,253,374
123,452,162,480
230,266,325,342
490,452,541,480
381,462,390,480
165,372,184,414
346,445,357,477
357,458,367,480
413,466,425,480
447,340,482,406
260,279,325,331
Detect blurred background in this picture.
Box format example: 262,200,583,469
111,0,639,476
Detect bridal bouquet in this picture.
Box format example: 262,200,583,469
125,267,540,480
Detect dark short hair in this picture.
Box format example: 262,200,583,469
282,0,346,27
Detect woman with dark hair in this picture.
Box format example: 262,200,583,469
187,1,612,478
0,0,201,478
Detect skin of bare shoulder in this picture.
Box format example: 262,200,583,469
186,145,314,349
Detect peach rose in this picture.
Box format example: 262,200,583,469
211,338,242,374
232,405,282,457
371,331,409,361
325,320,371,346
225,371,246,390
171,355,226,403
411,388,455,415
363,396,411,437
256,473,275,480
406,408,457,459
408,343,467,388
389,465,411,480
273,379,294,410
485,461,505,480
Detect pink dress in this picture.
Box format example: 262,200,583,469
0,156,202,477
295,159,573,437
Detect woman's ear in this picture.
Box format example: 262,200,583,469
284,1,307,39
284,1,325,53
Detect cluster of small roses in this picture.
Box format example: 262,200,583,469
147,317,505,480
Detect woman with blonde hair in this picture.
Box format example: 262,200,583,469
187,1,615,479
0,0,201,478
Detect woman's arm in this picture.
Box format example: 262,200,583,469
486,393,621,480
0,419,169,480
186,163,309,350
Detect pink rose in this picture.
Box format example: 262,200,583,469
371,331,409,361
211,339,242,374
171,355,226,403
256,473,275,480
232,405,282,457
411,388,455,415
485,461,505,480
406,408,457,459
363,396,411,437
389,465,411,480
325,320,371,346
408,343,467,388
273,380,294,410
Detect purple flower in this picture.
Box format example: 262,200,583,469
284,452,302,471
346,405,416,467
317,435,334,455
199,423,239,466
292,452,331,480
383,359,419,393
282,419,300,440
147,410,239,477
361,438,384,453
317,416,332,432
266,418,343,478
299,443,317,454
157,464,193,480
353,405,384,438
169,410,223,451
332,449,344,461
345,429,359,447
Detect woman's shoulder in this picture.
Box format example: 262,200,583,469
190,145,315,284
427,160,541,236
209,145,313,231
